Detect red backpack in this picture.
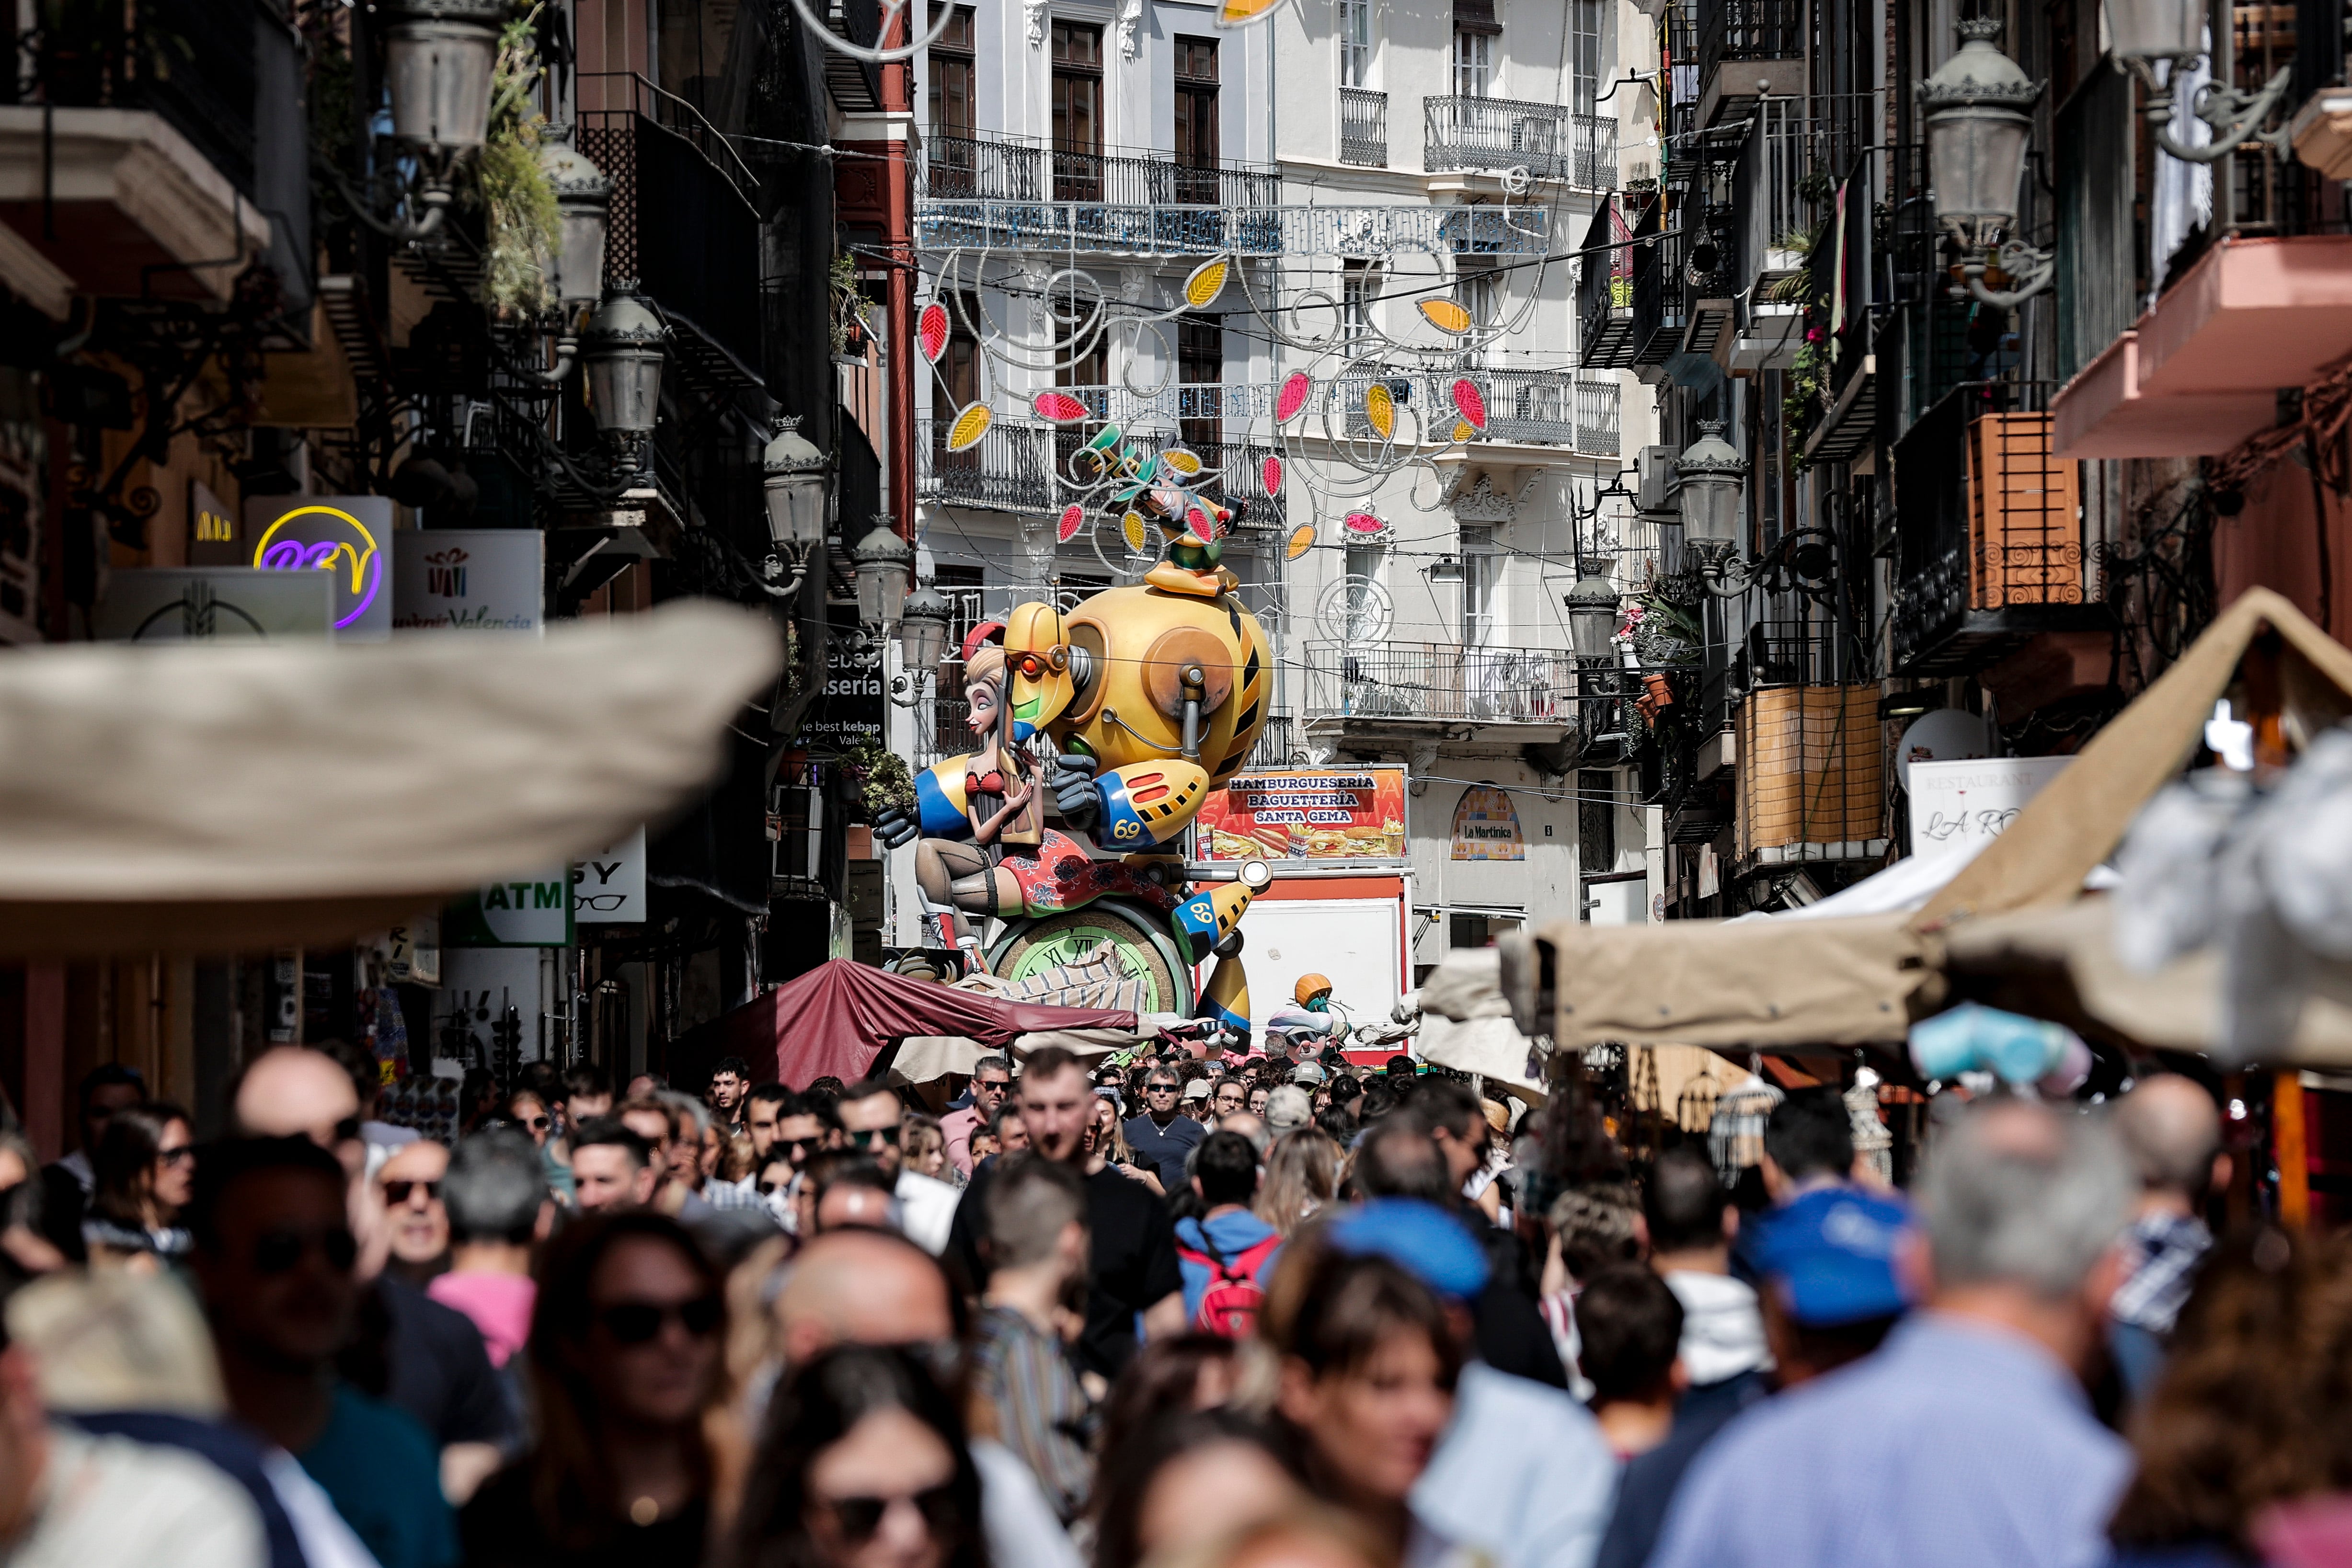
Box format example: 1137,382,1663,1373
1177,1229,1284,1339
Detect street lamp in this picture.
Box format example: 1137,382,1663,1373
2104,0,2289,160
893,584,954,708
580,287,665,477
1920,19,2052,309
1674,421,1746,554
851,518,915,638
1564,569,1621,663
540,136,611,312
377,0,504,232
762,415,829,549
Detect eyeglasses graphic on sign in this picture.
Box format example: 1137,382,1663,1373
252,504,382,630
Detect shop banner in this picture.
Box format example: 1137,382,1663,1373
243,496,394,641
1450,785,1525,861
446,867,574,946
393,529,544,633
573,826,647,924
1908,755,2072,865
94,568,333,641
1195,768,1408,864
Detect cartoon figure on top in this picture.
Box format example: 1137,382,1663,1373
875,468,1274,1025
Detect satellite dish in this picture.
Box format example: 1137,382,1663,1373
1316,575,1392,642
1895,708,1993,792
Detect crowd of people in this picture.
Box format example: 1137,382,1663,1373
0,1034,2333,1568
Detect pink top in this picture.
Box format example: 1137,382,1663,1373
427,1272,538,1368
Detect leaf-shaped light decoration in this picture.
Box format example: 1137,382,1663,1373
1218,0,1281,23
1342,511,1387,536
1452,420,1477,443
945,402,992,452
1450,378,1488,431
1262,454,1283,496
1162,448,1203,477
1184,258,1231,309
1276,372,1312,424
1056,503,1087,542
1365,381,1395,440
1285,522,1317,561
1033,391,1092,423
1419,298,1475,335
1185,505,1217,543
918,302,949,364
1122,510,1149,551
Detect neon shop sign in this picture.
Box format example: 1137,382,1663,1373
252,504,381,630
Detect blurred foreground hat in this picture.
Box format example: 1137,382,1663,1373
1325,1198,1490,1300
8,1271,225,1416
1747,1186,1912,1327
1290,1061,1327,1085
1265,1085,1313,1131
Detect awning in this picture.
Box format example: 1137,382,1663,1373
0,602,779,956
679,960,1141,1087
1516,586,2352,1058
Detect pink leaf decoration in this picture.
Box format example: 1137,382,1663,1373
1276,372,1311,423
1450,378,1488,430
918,303,949,364
1342,511,1385,535
1056,503,1086,543
1262,454,1283,496
1032,392,1091,423
1186,506,1216,543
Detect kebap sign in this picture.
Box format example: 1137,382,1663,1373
1194,768,1408,864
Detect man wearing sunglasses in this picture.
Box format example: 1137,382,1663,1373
193,1137,457,1568
838,1078,960,1257
942,1056,1014,1178
1122,1067,1208,1191
376,1140,451,1289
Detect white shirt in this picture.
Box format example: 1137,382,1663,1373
12,1427,267,1568
972,1438,1085,1568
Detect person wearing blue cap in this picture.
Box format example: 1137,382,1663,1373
1304,1199,1617,1568
1647,1099,2136,1568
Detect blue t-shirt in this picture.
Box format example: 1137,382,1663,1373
300,1385,459,1568
1174,1210,1283,1322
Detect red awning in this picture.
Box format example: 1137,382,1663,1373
684,960,1141,1088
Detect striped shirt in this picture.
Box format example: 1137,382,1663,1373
972,1305,1095,1525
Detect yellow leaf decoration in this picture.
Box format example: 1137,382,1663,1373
1122,510,1149,550
1217,0,1281,24
1285,523,1317,561
1365,381,1395,440
945,402,992,452
1184,259,1230,309
1453,420,1476,442
1419,298,1475,335
1162,448,1203,476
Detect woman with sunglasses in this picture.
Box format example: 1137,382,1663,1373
462,1211,739,1568
730,1345,986,1568
508,1090,554,1148
85,1101,195,1271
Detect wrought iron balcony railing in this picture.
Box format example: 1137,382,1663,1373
1341,88,1389,167
1424,96,1617,189
920,417,1281,516
1698,0,1805,89
1050,371,1617,452
914,201,1550,257
1732,100,1863,298
918,132,1279,207
1302,641,1584,726
1577,194,1645,368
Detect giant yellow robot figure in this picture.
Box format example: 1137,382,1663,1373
875,500,1275,1028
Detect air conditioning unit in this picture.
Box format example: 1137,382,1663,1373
1635,444,1678,512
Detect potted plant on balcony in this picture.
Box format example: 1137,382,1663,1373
474,7,561,318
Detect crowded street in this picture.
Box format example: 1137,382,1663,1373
7,0,2352,1556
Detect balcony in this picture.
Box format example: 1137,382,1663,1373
1577,194,1647,368
1061,370,1620,454
1424,96,1616,190
1341,89,1389,168
0,0,290,309
1696,0,1804,124
1722,101,1861,370
915,198,1549,257
918,416,1281,517
918,132,1279,206
1890,392,2110,675
1301,641,1583,736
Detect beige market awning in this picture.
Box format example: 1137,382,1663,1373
1518,586,2352,1059
0,601,779,955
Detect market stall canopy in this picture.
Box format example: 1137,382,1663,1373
684,960,1141,1087
1413,950,1550,1099
0,602,780,956
1515,587,2352,1054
